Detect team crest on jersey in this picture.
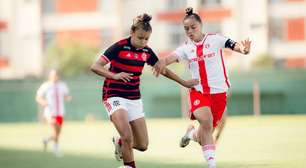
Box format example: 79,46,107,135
113,100,120,107
193,99,200,106
134,53,139,59
141,53,147,61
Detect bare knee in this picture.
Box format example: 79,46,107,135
135,142,148,152
121,134,133,148
200,119,213,131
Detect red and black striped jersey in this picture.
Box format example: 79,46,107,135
100,37,159,100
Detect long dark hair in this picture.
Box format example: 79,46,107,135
131,13,152,32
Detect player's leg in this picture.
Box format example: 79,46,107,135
193,106,216,168
111,108,136,168
130,117,148,151
211,93,227,144
214,112,226,143
127,99,147,152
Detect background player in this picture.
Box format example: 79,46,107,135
36,70,71,157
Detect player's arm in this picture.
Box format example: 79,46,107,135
90,58,133,82
227,38,251,55
161,68,198,88
153,53,180,77
36,95,48,107
64,95,72,102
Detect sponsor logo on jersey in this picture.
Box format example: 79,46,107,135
188,52,216,63
193,99,200,106
123,46,131,50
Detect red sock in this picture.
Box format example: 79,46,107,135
118,138,122,146
124,161,136,168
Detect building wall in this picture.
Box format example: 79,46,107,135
0,0,41,79
1,0,306,79
269,0,306,68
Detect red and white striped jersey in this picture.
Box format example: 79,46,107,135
173,33,230,94
36,81,69,117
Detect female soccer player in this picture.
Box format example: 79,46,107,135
156,7,251,168
91,14,198,168
36,70,71,157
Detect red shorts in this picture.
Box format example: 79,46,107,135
51,116,63,126
188,89,227,128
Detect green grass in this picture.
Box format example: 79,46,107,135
0,115,306,168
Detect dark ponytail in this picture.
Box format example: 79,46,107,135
184,7,202,24
131,13,152,32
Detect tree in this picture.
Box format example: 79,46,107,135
251,53,275,69
45,41,99,76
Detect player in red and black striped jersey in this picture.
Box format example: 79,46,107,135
100,36,158,100
91,14,198,168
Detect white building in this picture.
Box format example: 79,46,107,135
0,0,305,79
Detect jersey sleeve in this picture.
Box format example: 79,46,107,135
215,34,237,50
172,45,187,61
36,83,47,97
100,42,121,62
61,82,70,95
146,48,159,66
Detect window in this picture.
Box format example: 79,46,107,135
269,18,284,42
168,24,185,48
100,28,113,48
43,32,55,49
42,0,56,14
167,0,186,10
200,0,221,7
203,22,222,33
268,0,285,4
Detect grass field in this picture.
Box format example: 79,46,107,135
0,115,306,168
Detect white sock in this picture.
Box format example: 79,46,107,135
202,144,216,168
44,136,52,143
53,143,60,153
187,128,197,141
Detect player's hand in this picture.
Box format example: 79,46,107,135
153,59,166,77
40,99,49,107
240,38,251,54
112,72,133,82
182,79,199,88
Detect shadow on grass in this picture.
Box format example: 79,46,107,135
0,148,280,168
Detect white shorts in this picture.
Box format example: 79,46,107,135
103,97,144,122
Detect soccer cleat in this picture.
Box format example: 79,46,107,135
112,136,123,161
179,125,195,148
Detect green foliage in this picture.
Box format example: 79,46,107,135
251,53,275,68
45,41,99,76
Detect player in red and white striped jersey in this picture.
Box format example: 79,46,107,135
36,70,71,157
156,7,251,168
91,14,198,168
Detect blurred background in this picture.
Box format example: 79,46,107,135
0,1,306,168
0,0,306,122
